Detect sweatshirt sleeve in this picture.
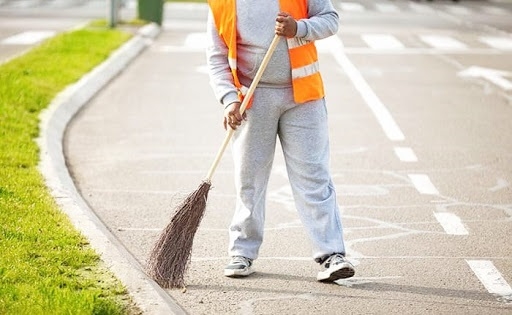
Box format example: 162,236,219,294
295,0,339,40
205,9,240,107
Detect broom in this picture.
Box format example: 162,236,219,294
147,34,281,289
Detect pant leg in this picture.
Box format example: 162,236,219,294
278,97,346,260
228,87,282,259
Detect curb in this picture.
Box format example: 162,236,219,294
37,23,187,315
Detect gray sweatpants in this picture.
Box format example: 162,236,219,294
228,86,346,261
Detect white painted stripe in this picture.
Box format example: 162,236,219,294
458,66,512,91
361,34,405,50
467,260,512,302
339,2,365,12
419,35,468,50
320,36,405,141
444,5,472,15
408,3,435,13
1,31,55,45
375,3,400,13
156,45,204,53
434,212,468,235
488,178,510,192
479,36,512,50
482,6,509,15
408,174,439,195
167,2,209,11
338,47,503,55
394,147,418,162
184,32,207,48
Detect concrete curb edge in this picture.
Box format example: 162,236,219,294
37,23,187,315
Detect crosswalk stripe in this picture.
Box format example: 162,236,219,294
443,5,472,15
321,2,512,16
361,34,405,50
419,35,468,50
479,36,512,50
482,6,509,15
408,2,435,13
162,32,512,54
184,32,207,49
375,3,400,13
1,31,55,45
339,2,365,12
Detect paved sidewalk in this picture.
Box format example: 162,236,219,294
41,2,512,315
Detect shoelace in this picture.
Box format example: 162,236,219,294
326,254,345,266
232,256,251,266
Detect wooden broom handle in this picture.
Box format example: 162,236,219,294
206,34,281,181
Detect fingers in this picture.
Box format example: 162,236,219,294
227,113,242,130
276,11,290,21
275,13,287,34
275,12,296,37
223,102,244,130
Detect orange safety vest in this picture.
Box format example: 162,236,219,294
208,0,325,106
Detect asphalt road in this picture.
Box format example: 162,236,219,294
3,0,512,314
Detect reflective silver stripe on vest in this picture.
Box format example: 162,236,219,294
291,61,320,79
286,37,311,49
239,85,249,96
228,57,236,70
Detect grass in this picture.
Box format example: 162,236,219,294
0,24,140,314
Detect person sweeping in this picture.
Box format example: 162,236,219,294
206,0,355,282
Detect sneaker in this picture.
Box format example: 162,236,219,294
224,256,254,278
317,253,355,282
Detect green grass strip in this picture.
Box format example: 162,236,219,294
0,25,138,314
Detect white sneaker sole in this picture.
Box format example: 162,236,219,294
224,267,254,278
317,263,355,282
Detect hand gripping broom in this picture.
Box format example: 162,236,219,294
147,34,281,289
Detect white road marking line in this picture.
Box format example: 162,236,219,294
443,5,472,15
419,35,468,50
184,32,207,48
337,276,402,287
361,34,405,50
340,47,502,55
394,147,418,162
338,185,389,196
408,3,435,13
479,36,512,50
1,31,55,45
339,2,365,12
118,227,162,231
320,35,405,141
458,66,512,91
482,6,509,15
375,3,400,13
155,45,199,52
467,260,512,302
166,2,208,10
488,178,510,192
408,174,440,195
434,212,469,235
240,294,315,315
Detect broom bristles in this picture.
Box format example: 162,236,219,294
147,180,211,288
